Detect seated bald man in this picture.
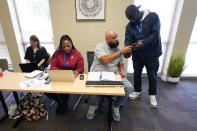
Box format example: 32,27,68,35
87,30,134,122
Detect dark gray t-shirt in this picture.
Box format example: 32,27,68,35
90,42,123,73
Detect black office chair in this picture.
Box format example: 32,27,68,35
86,52,121,112
84,51,94,103
85,52,105,112
46,53,51,65
87,51,94,72
73,51,106,112
72,51,95,111
0,59,8,70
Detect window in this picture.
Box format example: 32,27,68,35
0,23,5,43
183,17,197,76
14,0,54,55
189,17,197,43
0,23,12,68
127,0,177,73
134,0,177,42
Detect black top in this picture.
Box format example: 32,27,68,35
124,12,162,62
24,46,49,68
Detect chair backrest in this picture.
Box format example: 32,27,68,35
87,51,94,72
0,59,8,70
46,53,51,65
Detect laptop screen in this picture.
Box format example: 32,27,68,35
19,63,38,73
47,70,75,82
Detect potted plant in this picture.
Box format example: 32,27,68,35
167,55,185,83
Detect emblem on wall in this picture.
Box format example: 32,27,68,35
76,0,105,20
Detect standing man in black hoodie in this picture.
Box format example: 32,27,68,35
124,5,162,107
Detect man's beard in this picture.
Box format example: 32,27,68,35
108,41,119,48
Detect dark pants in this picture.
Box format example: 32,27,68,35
133,58,159,95
45,93,69,106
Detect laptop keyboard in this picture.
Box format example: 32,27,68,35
85,81,123,86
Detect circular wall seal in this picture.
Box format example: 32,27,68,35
78,0,102,17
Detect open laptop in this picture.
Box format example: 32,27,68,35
19,63,38,73
47,70,75,82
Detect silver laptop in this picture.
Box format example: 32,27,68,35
47,70,75,82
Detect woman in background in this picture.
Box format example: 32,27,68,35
45,34,84,114
24,35,48,70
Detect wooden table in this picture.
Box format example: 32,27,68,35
0,72,125,130
0,72,124,95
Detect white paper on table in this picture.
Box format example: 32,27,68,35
87,72,115,81
20,79,45,90
20,79,37,90
87,72,101,81
101,72,115,81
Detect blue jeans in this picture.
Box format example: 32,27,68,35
89,78,133,108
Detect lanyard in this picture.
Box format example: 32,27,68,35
136,20,143,36
64,51,72,69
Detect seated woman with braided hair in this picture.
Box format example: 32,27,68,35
45,35,84,114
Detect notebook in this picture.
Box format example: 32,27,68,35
87,72,115,81
86,72,123,86
47,70,75,82
19,63,38,73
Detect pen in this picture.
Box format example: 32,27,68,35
100,73,102,80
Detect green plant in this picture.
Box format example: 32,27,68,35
167,55,185,78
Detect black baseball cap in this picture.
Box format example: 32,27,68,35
125,5,141,20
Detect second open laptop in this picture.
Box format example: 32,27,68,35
47,70,75,82
19,63,38,73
